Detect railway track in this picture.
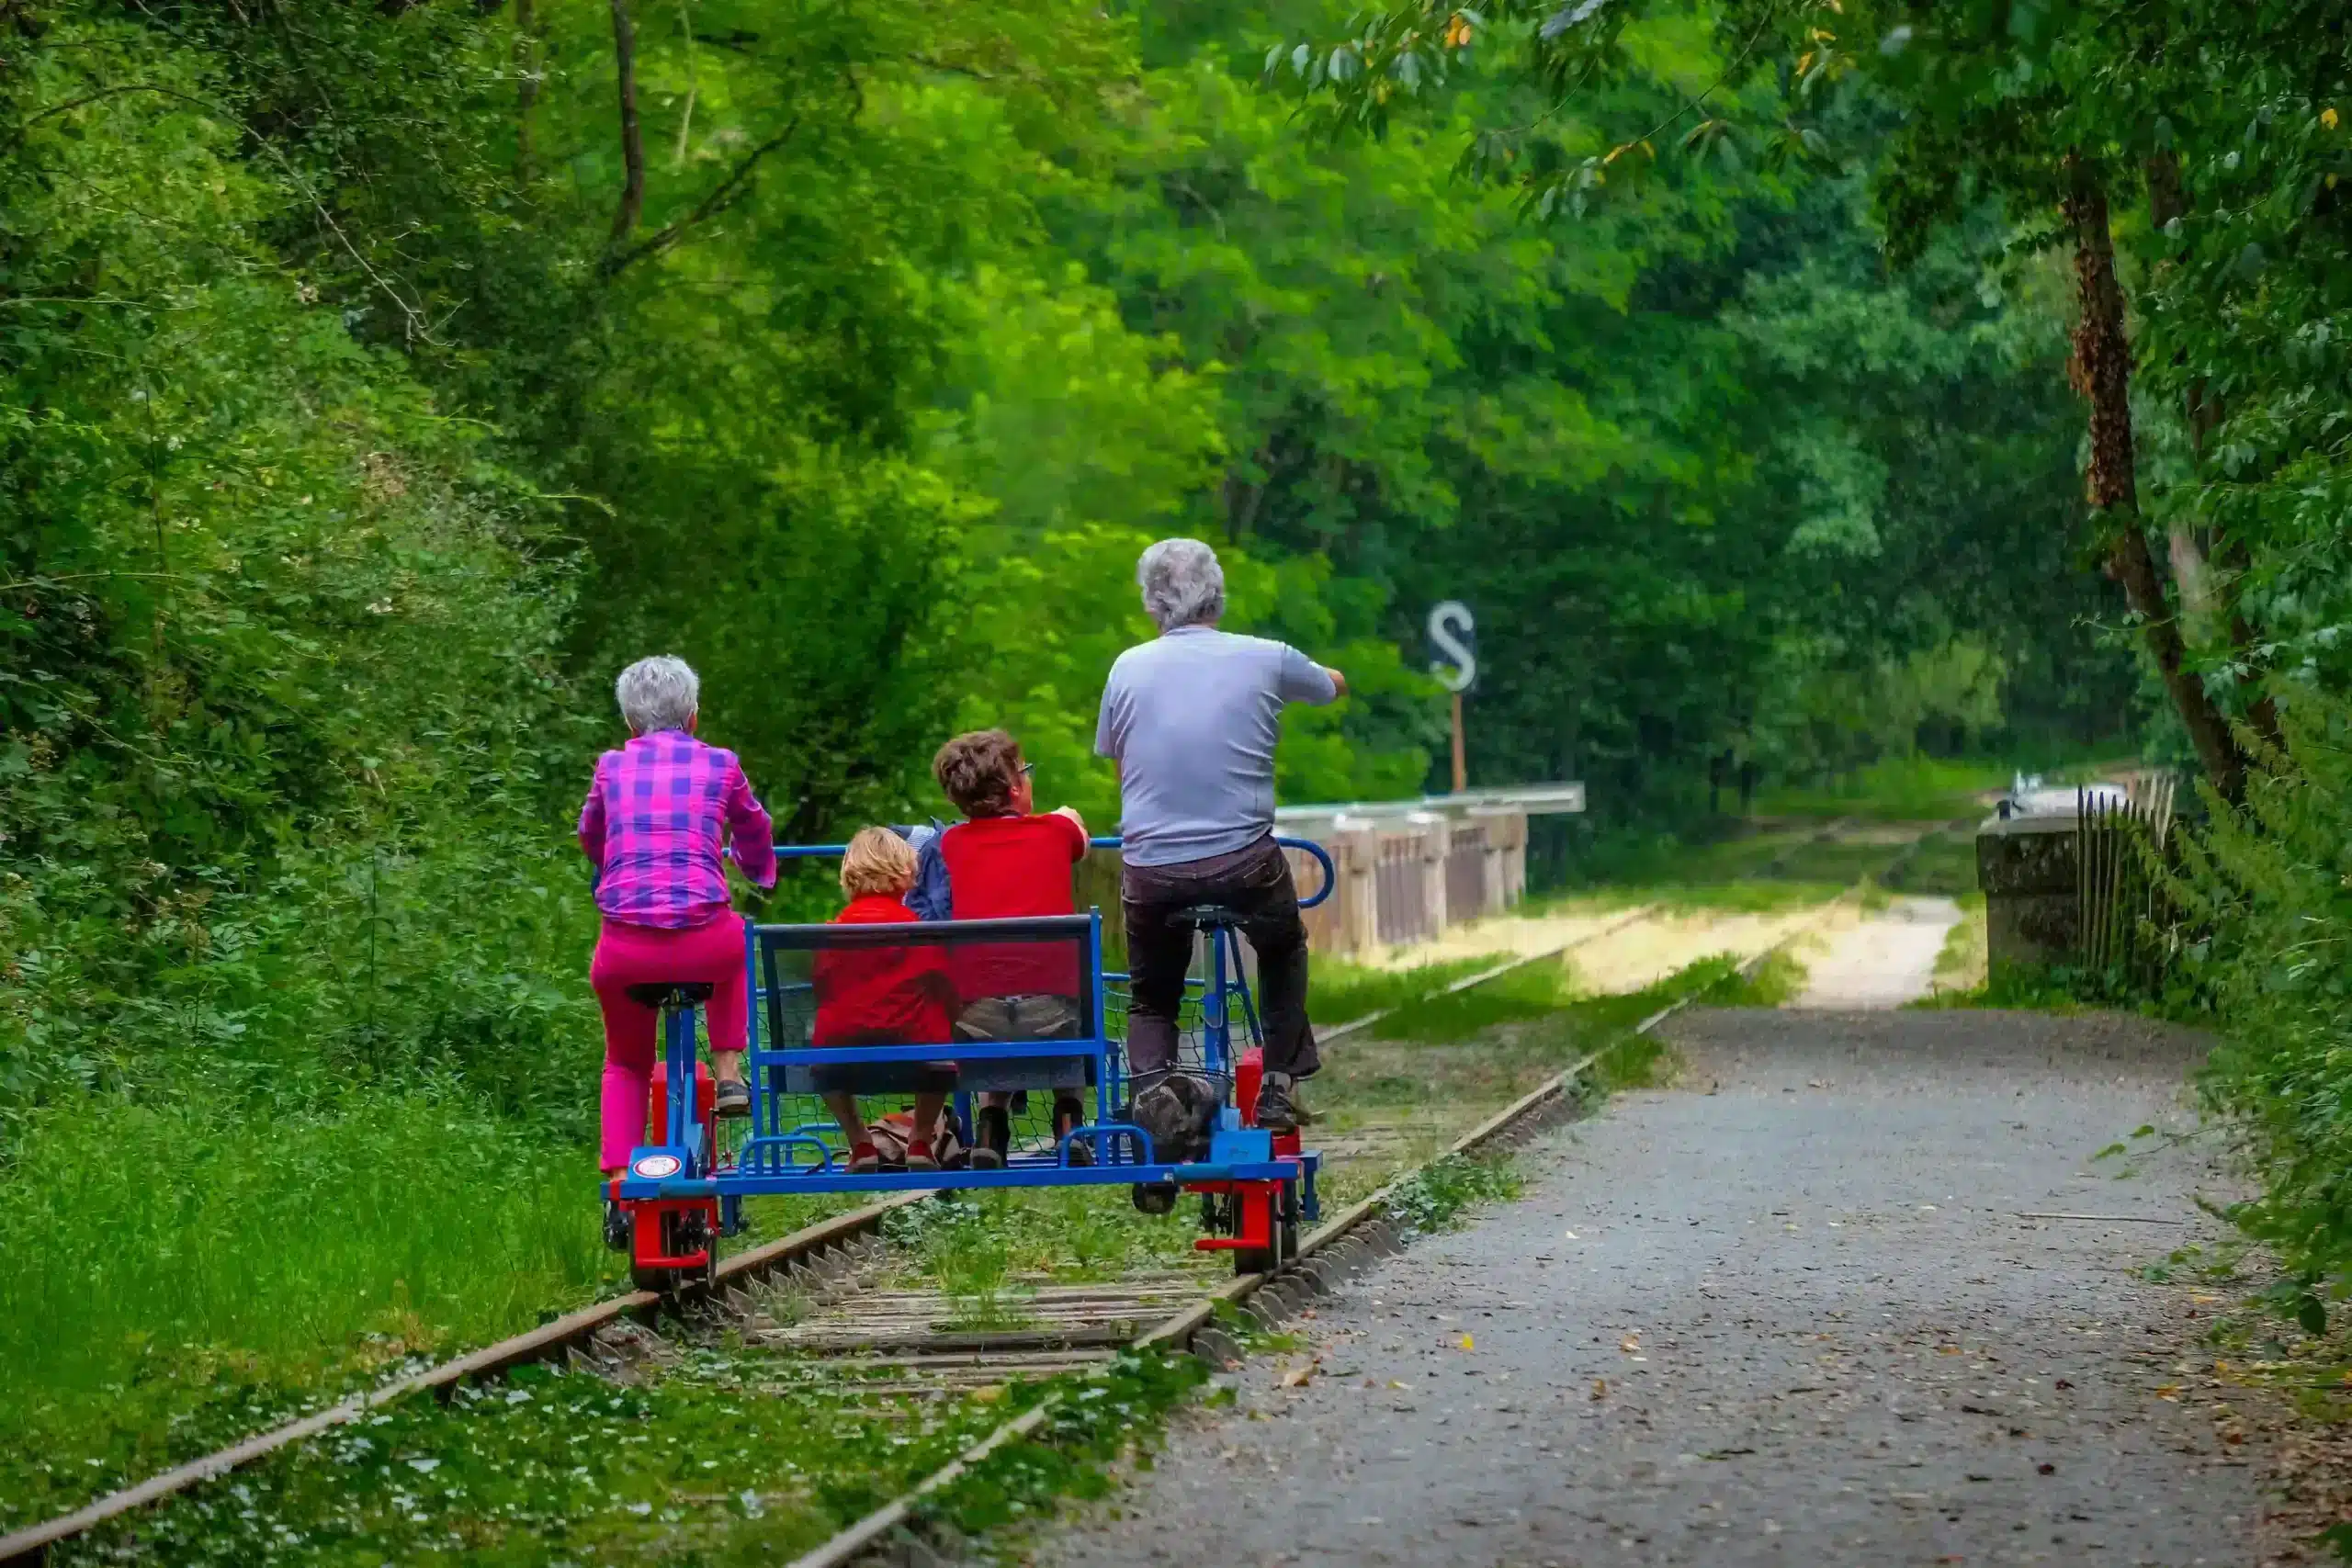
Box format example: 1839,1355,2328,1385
1,816,1954,1567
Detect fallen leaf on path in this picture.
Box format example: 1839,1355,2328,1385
1621,1334,1642,1353
1458,1334,1475,1350
1591,1378,1608,1400
1281,1363,1317,1388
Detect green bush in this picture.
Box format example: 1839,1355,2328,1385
2168,695,2352,1307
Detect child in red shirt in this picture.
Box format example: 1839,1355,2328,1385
932,730,1091,1168
812,828,958,1174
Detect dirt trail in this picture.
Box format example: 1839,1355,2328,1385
1040,1009,2251,1568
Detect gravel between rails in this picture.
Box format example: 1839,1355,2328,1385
1038,1006,2256,1568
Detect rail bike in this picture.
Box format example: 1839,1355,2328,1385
605,835,1333,1292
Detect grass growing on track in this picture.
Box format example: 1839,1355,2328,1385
0,1087,857,1534
34,946,1791,1563
879,1187,1219,1328
1309,953,1517,1024
55,1339,1206,1567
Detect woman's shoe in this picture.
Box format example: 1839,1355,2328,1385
1053,1097,1093,1168
847,1142,880,1174
714,1078,752,1119
905,1149,940,1173
972,1106,1011,1170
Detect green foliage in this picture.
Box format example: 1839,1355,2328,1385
2174,694,2352,1303
0,0,2152,1522
1384,1149,1524,1235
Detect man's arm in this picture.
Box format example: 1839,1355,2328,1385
1276,643,1342,705
1093,671,1122,760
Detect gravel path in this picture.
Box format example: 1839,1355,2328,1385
1040,1008,2254,1568
1792,896,1963,1010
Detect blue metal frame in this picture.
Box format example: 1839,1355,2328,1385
614,835,1334,1210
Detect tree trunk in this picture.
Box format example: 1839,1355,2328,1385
2063,153,2247,800
2143,152,2285,759
516,0,540,181
609,0,646,242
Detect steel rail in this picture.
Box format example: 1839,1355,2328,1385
785,823,1947,1568
0,1194,931,1566
6,817,1947,1566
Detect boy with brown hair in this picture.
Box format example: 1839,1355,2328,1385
931,729,1092,1168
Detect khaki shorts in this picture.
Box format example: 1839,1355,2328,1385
955,994,1081,1043
953,994,1089,1093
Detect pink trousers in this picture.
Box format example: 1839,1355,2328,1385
592,917,749,1173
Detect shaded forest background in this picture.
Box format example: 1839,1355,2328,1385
2,0,2140,1131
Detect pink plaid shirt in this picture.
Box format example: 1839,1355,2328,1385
578,731,776,929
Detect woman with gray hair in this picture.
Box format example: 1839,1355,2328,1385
579,656,777,1184
1095,539,1347,1175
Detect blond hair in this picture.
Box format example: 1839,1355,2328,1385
840,827,917,898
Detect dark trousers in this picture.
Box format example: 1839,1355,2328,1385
1123,834,1319,1089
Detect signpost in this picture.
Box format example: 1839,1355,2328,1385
1427,600,1476,795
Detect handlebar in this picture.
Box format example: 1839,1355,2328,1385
760,833,1337,910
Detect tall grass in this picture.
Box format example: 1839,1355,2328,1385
0,1086,613,1524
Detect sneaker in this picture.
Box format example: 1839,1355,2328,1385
714,1078,752,1119
1053,1097,1094,1168
603,1198,631,1253
847,1142,880,1174
1254,1072,1314,1133
1130,1180,1178,1216
972,1106,1010,1171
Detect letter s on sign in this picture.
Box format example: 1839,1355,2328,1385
1428,601,1476,694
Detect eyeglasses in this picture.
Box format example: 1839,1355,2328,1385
1017,762,1035,779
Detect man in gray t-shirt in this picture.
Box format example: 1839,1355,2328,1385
1095,538,1345,1156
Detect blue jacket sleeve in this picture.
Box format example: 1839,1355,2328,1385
904,825,954,921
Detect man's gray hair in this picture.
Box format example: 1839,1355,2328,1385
1136,537,1226,632
615,655,700,735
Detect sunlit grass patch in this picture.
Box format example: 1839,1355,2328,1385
1310,953,1517,1025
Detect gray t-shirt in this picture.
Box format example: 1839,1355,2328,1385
1094,626,1339,868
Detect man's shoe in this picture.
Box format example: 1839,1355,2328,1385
905,1149,939,1174
1254,1072,1314,1133
1131,1181,1178,1215
603,1198,631,1253
847,1142,880,1174
1134,1075,1216,1163
714,1078,752,1119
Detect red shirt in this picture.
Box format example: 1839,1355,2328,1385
811,894,956,1046
940,812,1088,1000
